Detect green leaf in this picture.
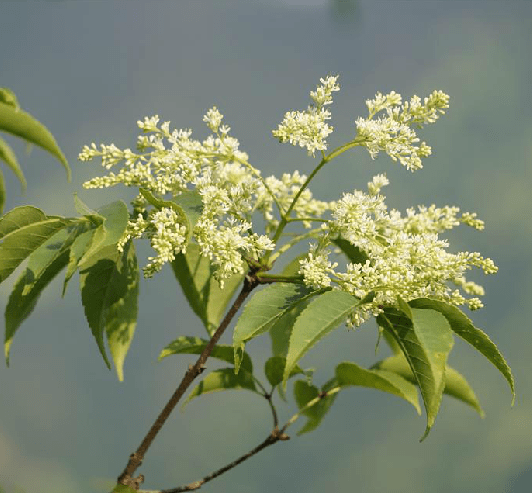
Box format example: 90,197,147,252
78,200,128,269
0,205,46,239
72,193,104,226
159,335,253,374
4,223,84,364
139,188,203,243
0,136,26,191
279,252,308,277
110,485,137,493
0,88,20,109
372,354,484,417
79,245,130,368
283,290,360,385
0,101,70,181
0,170,4,214
378,305,454,440
182,368,259,410
0,214,71,284
293,378,338,435
104,241,139,381
264,356,304,388
62,228,97,296
171,242,244,336
269,291,314,360
332,236,368,264
233,283,317,373
173,190,203,238
409,298,515,405
335,361,421,414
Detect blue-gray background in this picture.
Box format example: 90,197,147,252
1,1,531,492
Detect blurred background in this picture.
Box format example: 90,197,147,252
0,1,531,492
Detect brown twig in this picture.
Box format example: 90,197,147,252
116,272,260,489
159,389,340,492
160,428,289,492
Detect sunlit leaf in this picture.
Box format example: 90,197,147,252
335,361,421,414
104,241,139,381
0,170,4,214
0,205,46,239
293,378,338,435
264,356,304,388
159,335,253,374
62,228,97,296
283,290,360,385
79,244,122,370
4,223,84,364
0,136,26,191
372,354,484,417
0,215,71,284
78,200,128,270
409,298,515,405
139,188,203,243
0,101,70,181
79,242,139,378
171,242,244,336
378,305,454,440
182,368,259,410
233,283,317,373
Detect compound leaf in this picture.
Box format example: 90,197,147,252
182,368,259,410
159,335,253,374
336,361,421,414
409,298,515,405
0,101,70,181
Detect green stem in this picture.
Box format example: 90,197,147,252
263,137,364,265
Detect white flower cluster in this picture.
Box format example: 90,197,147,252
80,111,276,281
272,75,340,157
356,90,450,171
299,175,496,326
256,170,331,233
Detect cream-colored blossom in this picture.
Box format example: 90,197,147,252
273,75,339,156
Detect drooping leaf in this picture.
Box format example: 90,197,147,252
0,170,4,214
77,200,128,270
293,378,338,435
104,241,139,381
233,283,317,373
332,236,368,264
0,205,46,239
409,298,515,405
0,101,70,181
0,136,26,191
159,335,253,374
171,242,244,336
264,356,305,388
283,290,360,385
79,244,123,370
62,228,97,296
378,305,454,440
372,354,484,417
182,368,259,410
4,223,84,364
0,215,71,284
335,361,421,414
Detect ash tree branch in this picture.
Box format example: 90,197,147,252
115,271,260,490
